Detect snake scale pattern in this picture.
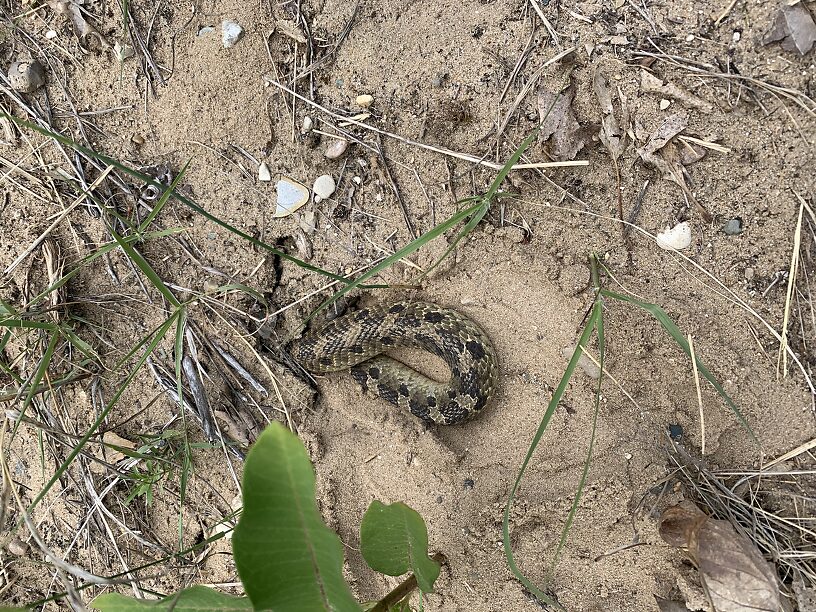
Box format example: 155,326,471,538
293,301,498,425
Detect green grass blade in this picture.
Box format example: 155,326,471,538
502,305,601,608
549,302,604,575
599,288,755,442
304,200,484,326
108,226,180,308
27,312,179,514
138,159,190,233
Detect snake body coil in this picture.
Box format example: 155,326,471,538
293,301,498,425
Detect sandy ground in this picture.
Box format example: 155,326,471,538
1,0,815,610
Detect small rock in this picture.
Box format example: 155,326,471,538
131,134,145,146
744,267,755,281
722,218,743,235
325,139,348,159
8,538,27,556
114,41,134,61
732,30,741,43
203,278,220,294
258,161,272,182
8,59,46,93
301,115,313,134
355,94,374,108
659,98,671,110
669,424,683,441
685,34,694,42
198,25,215,36
656,221,692,250
463,478,475,490
312,175,336,202
222,20,244,48
299,210,317,234
45,30,58,39
273,177,309,218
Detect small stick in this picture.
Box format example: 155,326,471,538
265,77,587,171
369,552,447,612
777,194,805,378
376,134,416,239
528,0,560,48
687,334,706,455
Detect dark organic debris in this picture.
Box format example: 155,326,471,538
764,1,816,55
659,501,782,612
537,84,586,161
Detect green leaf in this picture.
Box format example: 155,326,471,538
232,422,361,612
360,501,440,593
90,585,252,611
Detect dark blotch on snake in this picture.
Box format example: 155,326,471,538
389,303,406,313
368,367,380,379
319,356,332,367
380,335,395,345
427,395,437,407
398,383,410,397
424,311,444,323
350,345,365,354
466,339,486,360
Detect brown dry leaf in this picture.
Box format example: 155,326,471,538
764,1,816,55
593,66,628,161
537,84,586,161
102,430,137,464
659,502,783,612
636,114,713,222
658,500,708,547
49,0,111,48
654,596,689,612
692,519,782,612
640,70,714,114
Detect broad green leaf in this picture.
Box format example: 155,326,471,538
232,422,361,612
90,585,251,611
360,501,440,593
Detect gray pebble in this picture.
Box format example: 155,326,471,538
8,59,46,93
723,218,743,235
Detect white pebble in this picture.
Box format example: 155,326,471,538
659,99,670,110
222,20,244,48
258,162,272,182
732,31,741,43
273,177,309,218
685,34,694,42
325,139,348,159
312,175,336,202
356,94,374,108
45,30,58,39
301,115,313,134
656,221,692,250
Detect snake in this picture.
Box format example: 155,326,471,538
292,301,498,425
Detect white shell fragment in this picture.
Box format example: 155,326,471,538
356,94,374,107
222,20,244,48
301,115,313,134
8,59,45,93
114,41,135,61
312,175,336,202
656,221,692,250
325,139,348,159
258,162,272,182
273,177,309,218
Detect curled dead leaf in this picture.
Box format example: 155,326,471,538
592,66,628,162
640,70,714,114
537,84,586,161
48,0,111,49
660,502,782,612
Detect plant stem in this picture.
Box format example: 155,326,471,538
370,552,447,612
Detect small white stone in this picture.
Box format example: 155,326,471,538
656,221,692,250
312,175,336,202
45,30,58,39
659,98,671,110
685,34,694,42
325,139,348,159
355,94,374,108
732,31,741,42
301,115,313,134
258,162,272,182
222,20,244,48
273,177,309,218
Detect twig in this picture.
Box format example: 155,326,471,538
265,77,587,171
375,134,416,239
369,552,447,612
687,334,706,455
